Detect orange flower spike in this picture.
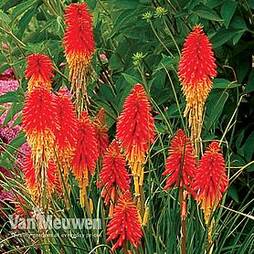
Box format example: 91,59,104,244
72,111,99,207
98,140,130,208
63,3,95,105
178,25,217,145
162,129,196,191
107,191,143,251
116,84,155,194
94,108,109,157
22,87,57,166
192,142,228,224
25,54,54,92
22,151,58,202
54,88,78,174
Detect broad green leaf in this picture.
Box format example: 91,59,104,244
207,0,223,8
11,0,35,20
205,92,229,129
121,73,141,86
17,6,36,38
228,185,239,203
220,0,237,28
242,131,254,161
213,78,241,89
193,9,223,21
211,28,235,48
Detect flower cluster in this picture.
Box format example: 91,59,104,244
63,3,95,109
178,25,217,147
163,130,228,224
116,84,155,196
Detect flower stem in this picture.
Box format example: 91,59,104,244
179,187,187,254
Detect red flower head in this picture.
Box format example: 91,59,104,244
72,111,99,207
163,129,196,191
178,25,217,145
22,151,57,203
98,140,130,215
93,108,109,156
107,191,143,250
116,84,155,195
54,88,78,174
25,54,54,92
63,3,95,104
22,87,57,166
192,141,228,224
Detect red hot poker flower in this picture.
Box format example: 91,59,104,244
22,151,57,203
22,87,57,166
116,84,155,195
63,3,95,107
25,54,54,92
107,191,143,250
192,141,228,224
72,111,99,207
98,140,130,215
178,25,217,146
54,88,78,174
93,108,109,156
162,129,196,191
64,3,94,57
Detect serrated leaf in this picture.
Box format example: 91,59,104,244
220,0,237,28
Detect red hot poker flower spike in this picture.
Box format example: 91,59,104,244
162,129,196,191
178,25,217,146
25,54,54,92
22,151,57,204
192,141,228,224
72,111,99,207
116,84,155,195
98,140,130,216
107,191,143,251
94,108,109,157
63,3,95,108
22,87,57,167
54,88,78,175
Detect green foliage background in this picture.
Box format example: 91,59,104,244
0,0,253,253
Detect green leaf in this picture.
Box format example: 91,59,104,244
220,0,237,29
242,131,254,161
11,0,35,20
228,185,239,203
211,28,235,48
17,6,36,38
121,73,141,86
0,91,19,103
213,78,241,89
193,9,223,21
205,92,229,129
3,102,23,126
0,9,11,25
1,131,26,160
